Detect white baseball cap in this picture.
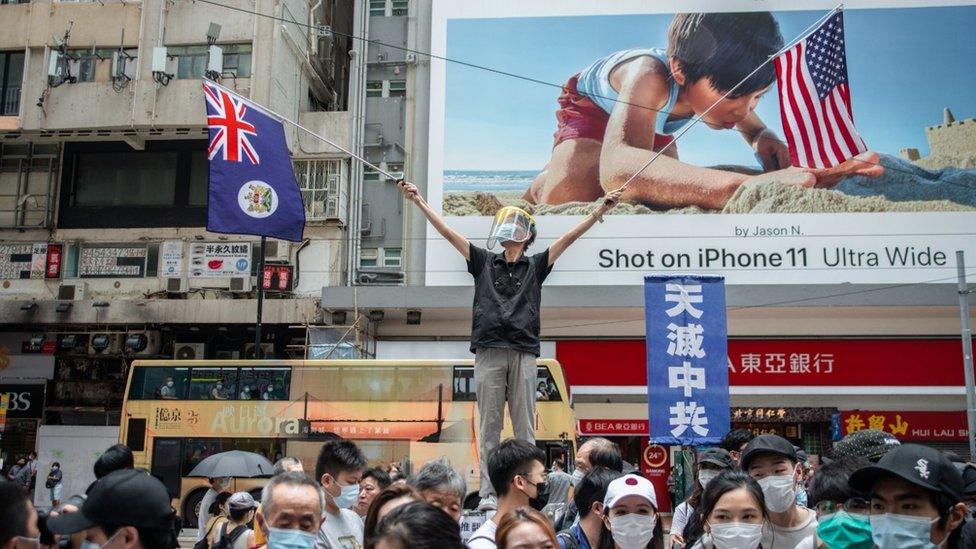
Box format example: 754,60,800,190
603,474,658,510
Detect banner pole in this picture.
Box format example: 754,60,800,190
956,250,976,459
255,236,267,359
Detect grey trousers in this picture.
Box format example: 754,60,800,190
475,347,537,498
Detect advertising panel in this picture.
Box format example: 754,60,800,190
427,1,976,285
840,410,968,441
189,242,252,278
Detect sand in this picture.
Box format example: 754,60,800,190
442,155,976,216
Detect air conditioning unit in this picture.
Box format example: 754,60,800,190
263,240,290,262
174,342,205,360
88,333,123,355
243,343,274,359
124,330,162,356
58,283,87,300
229,277,252,292
163,277,188,293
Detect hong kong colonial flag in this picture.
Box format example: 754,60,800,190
203,80,305,242
774,11,867,169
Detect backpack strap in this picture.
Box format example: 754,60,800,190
556,531,580,549
225,525,248,545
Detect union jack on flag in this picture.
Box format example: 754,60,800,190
204,81,260,165
774,10,867,169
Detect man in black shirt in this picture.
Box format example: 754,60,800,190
399,181,621,508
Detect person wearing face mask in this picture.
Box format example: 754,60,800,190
740,434,817,548
47,469,180,549
197,477,232,541
598,474,663,549
157,378,178,400
315,439,367,549
468,439,549,549
561,439,624,530
670,449,733,548
690,471,767,549
794,457,872,549
213,493,257,549
848,443,968,549
210,382,228,400
255,472,326,549
556,467,621,549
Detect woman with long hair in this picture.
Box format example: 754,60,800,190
690,471,768,549
670,449,733,548
496,507,558,548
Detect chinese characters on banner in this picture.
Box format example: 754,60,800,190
840,410,969,442
645,275,729,445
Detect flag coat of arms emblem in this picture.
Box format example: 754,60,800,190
774,11,867,169
204,81,306,242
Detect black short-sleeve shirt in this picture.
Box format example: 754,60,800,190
467,243,553,356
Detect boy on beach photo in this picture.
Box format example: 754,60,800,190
524,12,883,210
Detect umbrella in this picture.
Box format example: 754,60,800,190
187,450,275,478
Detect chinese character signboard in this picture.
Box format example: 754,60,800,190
840,411,968,442
261,265,293,291
79,245,148,278
189,242,252,278
578,419,648,436
0,243,63,280
645,275,729,445
161,241,183,277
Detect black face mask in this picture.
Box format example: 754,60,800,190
527,480,549,511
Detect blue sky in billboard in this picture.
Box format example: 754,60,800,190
444,6,976,171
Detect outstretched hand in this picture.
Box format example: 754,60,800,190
596,187,626,215
397,180,421,203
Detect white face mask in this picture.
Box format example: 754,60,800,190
609,513,656,549
698,469,720,489
571,468,585,487
757,473,797,513
708,522,764,549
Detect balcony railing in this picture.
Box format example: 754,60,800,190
1,86,20,116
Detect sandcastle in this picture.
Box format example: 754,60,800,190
901,108,976,170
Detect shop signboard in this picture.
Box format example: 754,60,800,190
840,410,969,441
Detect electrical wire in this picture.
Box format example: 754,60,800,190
189,0,976,192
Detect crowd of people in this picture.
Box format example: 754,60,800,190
2,429,976,549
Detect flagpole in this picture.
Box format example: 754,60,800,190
603,4,844,204
255,235,266,359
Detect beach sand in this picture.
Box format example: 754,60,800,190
442,155,976,216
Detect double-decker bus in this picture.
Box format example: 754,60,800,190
120,359,576,526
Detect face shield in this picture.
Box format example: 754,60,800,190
487,206,536,249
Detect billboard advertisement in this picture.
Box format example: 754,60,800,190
426,0,976,285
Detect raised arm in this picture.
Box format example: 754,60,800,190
398,180,471,260
547,188,623,266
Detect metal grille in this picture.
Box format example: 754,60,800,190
293,158,346,222
0,143,58,228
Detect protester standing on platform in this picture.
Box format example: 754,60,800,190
399,180,622,510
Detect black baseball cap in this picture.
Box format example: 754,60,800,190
699,448,733,469
47,469,177,535
849,443,964,501
739,434,798,470
833,429,900,462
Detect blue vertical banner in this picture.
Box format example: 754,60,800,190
645,275,729,445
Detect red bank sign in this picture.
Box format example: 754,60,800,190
840,411,968,441
556,339,972,387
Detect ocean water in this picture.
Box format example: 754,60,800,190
443,170,538,192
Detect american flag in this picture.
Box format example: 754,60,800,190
204,81,260,165
774,11,867,169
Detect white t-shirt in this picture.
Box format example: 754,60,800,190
794,535,817,549
315,508,364,549
763,507,818,549
197,488,218,541
671,502,695,538
467,519,498,549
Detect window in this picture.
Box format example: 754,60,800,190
69,48,137,83
452,366,561,402
128,366,290,400
391,0,408,16
366,80,383,98
360,248,378,268
128,367,190,400
0,51,24,116
59,141,209,228
293,158,344,221
368,0,386,16
363,168,380,182
388,79,406,97
189,368,238,400
239,368,291,400
171,44,251,79
383,248,401,268
386,163,404,180
181,438,285,479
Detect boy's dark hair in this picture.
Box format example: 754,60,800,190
227,506,252,522
589,445,623,473
808,457,871,509
209,492,233,515
524,225,537,251
366,501,464,549
488,439,546,498
573,467,621,519
52,462,61,468
667,12,784,97
720,429,755,453
362,467,392,491
94,444,135,479
0,481,31,547
315,439,367,481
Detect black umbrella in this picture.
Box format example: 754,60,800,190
187,450,275,478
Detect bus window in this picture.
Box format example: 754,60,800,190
537,366,561,402
189,368,238,400
182,438,284,474
128,367,189,400
151,438,184,497
239,367,291,400
452,366,475,401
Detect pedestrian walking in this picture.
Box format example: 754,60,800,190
399,180,622,510
46,461,63,507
